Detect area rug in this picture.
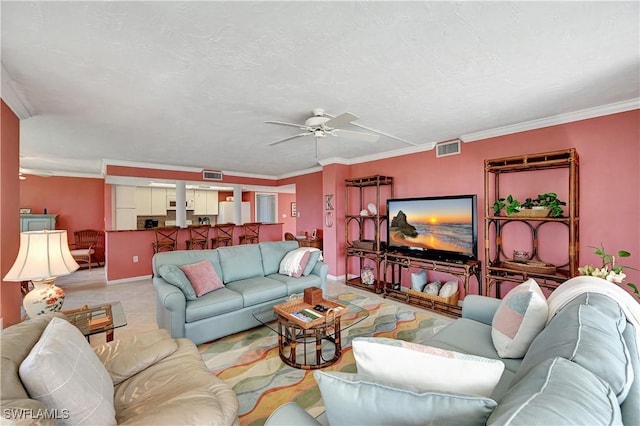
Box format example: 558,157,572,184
198,292,451,426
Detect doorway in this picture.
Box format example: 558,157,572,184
256,193,277,223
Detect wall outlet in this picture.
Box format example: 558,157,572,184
133,255,139,263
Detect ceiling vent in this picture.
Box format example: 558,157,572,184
202,170,223,181
436,139,461,158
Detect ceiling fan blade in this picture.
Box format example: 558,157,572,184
324,112,419,146
350,122,419,146
267,132,311,146
323,112,359,129
333,129,379,143
265,120,309,130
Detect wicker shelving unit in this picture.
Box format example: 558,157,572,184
344,175,394,294
484,149,579,297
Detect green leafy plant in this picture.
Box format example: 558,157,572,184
578,244,639,297
534,192,566,217
492,193,566,217
492,195,520,216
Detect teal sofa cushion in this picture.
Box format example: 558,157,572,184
185,287,243,322
315,371,497,426
225,277,287,306
512,297,633,403
259,241,299,275
621,323,639,426
487,357,622,425
217,245,264,283
266,273,323,296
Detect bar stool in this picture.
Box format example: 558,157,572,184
153,227,179,253
186,225,210,250
211,223,235,248
239,222,261,245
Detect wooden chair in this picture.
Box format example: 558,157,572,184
284,232,296,241
186,225,210,250
211,223,235,248
239,222,261,245
70,229,101,270
153,227,179,253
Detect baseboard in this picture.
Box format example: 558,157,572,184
328,273,345,281
106,275,152,285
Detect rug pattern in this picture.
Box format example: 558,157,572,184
198,293,451,425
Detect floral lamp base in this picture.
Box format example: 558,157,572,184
23,279,65,318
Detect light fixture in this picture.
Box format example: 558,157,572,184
4,230,79,318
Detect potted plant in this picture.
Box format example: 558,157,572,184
492,193,566,218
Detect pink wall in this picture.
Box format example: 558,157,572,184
280,171,324,235
278,192,296,237
1,100,22,326
320,110,639,295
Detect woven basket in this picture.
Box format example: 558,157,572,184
407,289,459,306
503,260,556,274
507,208,551,218
274,298,346,329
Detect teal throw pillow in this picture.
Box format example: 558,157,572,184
314,371,496,426
302,250,322,276
158,264,197,301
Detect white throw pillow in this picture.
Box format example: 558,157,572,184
491,278,548,358
279,248,311,278
353,337,505,398
19,317,116,426
423,281,442,295
439,280,459,298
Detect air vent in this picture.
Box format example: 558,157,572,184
436,139,461,158
202,170,223,181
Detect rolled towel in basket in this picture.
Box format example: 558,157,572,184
423,281,442,295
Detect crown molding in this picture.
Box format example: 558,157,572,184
460,99,640,142
1,64,34,119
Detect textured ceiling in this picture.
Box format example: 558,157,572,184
2,1,639,178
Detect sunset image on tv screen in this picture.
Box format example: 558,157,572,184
389,198,474,255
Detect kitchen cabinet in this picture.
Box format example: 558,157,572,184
166,188,195,210
194,190,219,215
218,201,250,224
136,187,167,216
20,214,57,231
115,186,136,209
115,208,136,230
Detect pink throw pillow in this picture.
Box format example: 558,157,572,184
180,260,224,297
293,251,311,278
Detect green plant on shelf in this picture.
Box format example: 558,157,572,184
492,193,566,217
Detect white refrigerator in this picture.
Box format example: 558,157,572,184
217,201,250,224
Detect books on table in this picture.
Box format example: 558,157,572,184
291,308,322,322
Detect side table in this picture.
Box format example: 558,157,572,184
63,301,127,342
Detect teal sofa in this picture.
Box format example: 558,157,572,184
266,287,639,425
152,241,328,345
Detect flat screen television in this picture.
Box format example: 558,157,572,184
386,194,478,262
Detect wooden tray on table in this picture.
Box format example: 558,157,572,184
274,297,346,329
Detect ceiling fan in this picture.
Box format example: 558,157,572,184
265,108,380,146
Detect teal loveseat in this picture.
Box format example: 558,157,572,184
152,241,328,345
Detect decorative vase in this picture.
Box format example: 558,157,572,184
23,279,65,318
361,266,375,285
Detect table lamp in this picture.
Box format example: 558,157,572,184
4,230,79,318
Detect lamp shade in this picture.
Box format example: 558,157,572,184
4,230,80,281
